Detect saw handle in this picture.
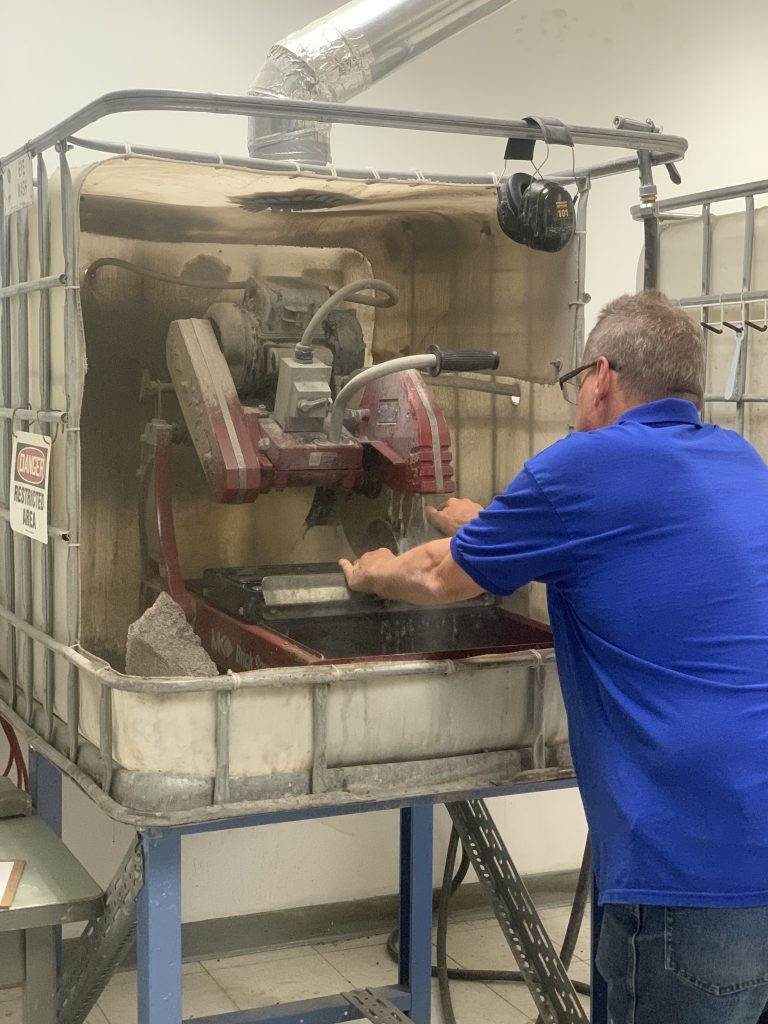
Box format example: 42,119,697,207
427,345,500,377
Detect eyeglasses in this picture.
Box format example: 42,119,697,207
558,360,620,405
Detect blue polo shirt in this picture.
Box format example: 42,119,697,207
451,399,768,907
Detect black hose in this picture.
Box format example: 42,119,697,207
386,828,592,1021
436,827,461,1024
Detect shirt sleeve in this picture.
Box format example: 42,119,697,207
450,465,578,596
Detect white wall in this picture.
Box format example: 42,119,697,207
2,0,767,923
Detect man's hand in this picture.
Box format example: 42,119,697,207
426,497,484,537
339,547,397,594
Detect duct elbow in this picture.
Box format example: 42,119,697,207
247,45,332,164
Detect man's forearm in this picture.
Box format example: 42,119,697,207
363,539,452,605
340,538,483,605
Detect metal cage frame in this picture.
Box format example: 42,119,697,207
0,91,687,827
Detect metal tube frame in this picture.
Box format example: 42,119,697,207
647,178,768,437
0,90,673,835
0,90,688,170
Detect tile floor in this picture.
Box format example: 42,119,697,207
0,901,591,1023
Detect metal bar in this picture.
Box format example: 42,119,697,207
733,197,756,435
0,183,18,712
427,374,522,399
136,830,182,1024
67,668,80,764
344,988,412,1023
22,927,57,1024
398,805,433,1024
552,150,683,184
636,150,658,290
99,685,113,795
186,987,410,1024
58,144,83,768
37,154,55,744
70,136,502,185
447,799,587,1023
705,394,768,403
67,134,685,190
632,176,768,216
0,274,63,300
704,201,716,417
0,408,66,423
530,657,546,770
0,507,69,540
0,90,688,168
679,288,768,309
571,179,591,366
213,690,231,804
311,684,330,794
700,203,712,317
0,598,554,692
15,208,34,725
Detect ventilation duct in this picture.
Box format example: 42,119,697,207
247,0,516,164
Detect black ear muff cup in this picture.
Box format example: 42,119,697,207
509,172,530,214
497,172,576,253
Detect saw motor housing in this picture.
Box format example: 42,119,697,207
166,275,457,502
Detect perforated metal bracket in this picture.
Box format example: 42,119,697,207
447,799,588,1024
57,839,144,1024
343,988,413,1023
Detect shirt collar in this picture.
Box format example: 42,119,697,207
616,398,702,427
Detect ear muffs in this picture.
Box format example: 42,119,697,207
497,172,575,253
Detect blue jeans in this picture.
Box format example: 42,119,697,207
595,904,768,1024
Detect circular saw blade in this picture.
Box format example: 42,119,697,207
338,486,442,557
337,487,399,557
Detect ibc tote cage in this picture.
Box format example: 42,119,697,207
0,91,688,826
632,179,768,440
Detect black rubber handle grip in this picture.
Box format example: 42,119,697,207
427,345,500,377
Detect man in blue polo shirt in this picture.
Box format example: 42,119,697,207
340,291,768,1024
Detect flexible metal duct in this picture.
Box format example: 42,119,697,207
247,0,516,163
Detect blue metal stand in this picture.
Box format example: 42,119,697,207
398,805,433,1024
137,830,183,1024
29,749,62,837
29,751,582,1024
29,748,64,974
128,809,431,1024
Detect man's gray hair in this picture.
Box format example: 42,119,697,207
582,290,705,406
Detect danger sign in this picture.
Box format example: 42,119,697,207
9,431,51,544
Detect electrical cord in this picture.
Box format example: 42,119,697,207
386,825,591,1023
85,258,251,291
0,717,28,791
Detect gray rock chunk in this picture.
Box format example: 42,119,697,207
126,592,218,678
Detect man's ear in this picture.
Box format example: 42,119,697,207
593,356,613,402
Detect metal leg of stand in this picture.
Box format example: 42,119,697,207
398,805,433,1024
29,749,62,836
23,926,57,1024
590,878,607,1024
137,829,182,1024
